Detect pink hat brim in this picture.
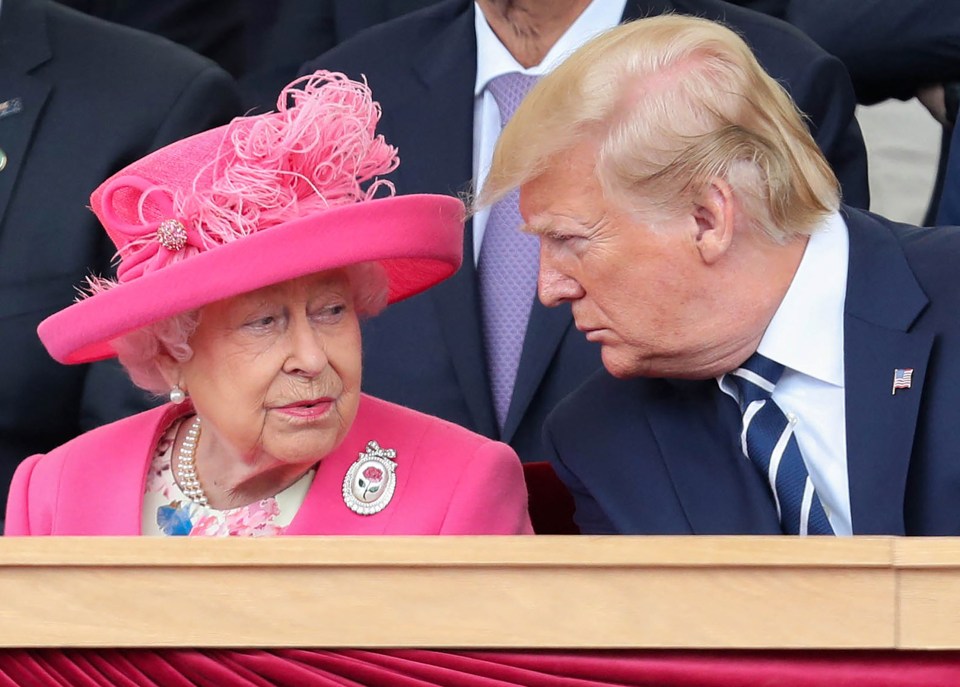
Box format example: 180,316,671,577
39,194,464,364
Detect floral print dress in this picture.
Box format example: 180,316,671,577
142,418,315,536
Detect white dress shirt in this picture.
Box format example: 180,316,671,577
471,0,626,263
719,211,853,534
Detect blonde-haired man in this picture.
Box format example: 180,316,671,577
482,15,960,536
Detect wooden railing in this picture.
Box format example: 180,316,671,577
0,536,957,649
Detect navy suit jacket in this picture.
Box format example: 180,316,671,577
784,0,960,105
0,0,240,512
545,207,960,535
937,123,960,226
302,0,869,463
242,0,438,110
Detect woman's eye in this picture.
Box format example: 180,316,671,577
244,315,277,329
314,303,347,322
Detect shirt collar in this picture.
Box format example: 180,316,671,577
474,0,627,96
756,211,849,386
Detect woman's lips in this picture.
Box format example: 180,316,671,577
274,398,335,419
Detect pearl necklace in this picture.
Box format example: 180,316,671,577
176,416,209,506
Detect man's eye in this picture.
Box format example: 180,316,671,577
547,231,583,245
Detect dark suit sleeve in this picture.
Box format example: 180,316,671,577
544,418,618,535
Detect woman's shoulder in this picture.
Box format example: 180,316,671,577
11,404,178,498
5,405,178,534
356,394,505,453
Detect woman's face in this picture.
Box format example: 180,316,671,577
176,270,362,469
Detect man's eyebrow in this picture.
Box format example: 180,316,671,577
522,216,552,235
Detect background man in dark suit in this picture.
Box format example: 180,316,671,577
302,0,869,465
0,0,240,516
481,14,960,536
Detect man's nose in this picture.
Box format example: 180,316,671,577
538,253,583,307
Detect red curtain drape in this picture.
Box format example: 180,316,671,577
2,649,959,687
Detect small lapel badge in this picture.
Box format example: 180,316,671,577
342,440,398,515
0,97,23,120
892,368,914,395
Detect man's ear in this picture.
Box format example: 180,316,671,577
692,177,736,265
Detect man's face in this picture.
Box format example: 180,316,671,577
519,143,726,379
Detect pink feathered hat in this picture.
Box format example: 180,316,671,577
38,72,463,364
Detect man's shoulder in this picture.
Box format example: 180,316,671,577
40,0,227,80
848,206,960,280
548,369,666,432
303,0,471,78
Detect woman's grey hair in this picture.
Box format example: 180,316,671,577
114,262,389,394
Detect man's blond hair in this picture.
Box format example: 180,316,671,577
479,14,840,240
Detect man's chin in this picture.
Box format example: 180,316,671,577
600,348,707,381
600,348,646,379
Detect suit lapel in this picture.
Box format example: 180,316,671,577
0,0,51,232
645,380,782,533
501,300,573,441
842,209,931,534
384,2,498,437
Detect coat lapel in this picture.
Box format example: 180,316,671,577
842,209,931,534
645,380,783,534
60,405,181,535
501,300,573,442
0,0,51,232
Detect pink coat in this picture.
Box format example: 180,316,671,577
5,394,533,535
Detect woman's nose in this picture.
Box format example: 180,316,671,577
283,316,328,377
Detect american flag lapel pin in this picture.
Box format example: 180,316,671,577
892,368,914,395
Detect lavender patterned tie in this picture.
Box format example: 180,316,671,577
479,72,541,431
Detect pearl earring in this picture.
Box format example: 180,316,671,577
169,385,187,404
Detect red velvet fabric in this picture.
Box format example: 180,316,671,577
2,649,960,687
522,461,579,534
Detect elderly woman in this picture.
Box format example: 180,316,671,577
6,72,532,536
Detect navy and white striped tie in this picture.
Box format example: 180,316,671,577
725,353,834,536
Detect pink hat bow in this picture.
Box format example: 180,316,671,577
97,175,207,283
